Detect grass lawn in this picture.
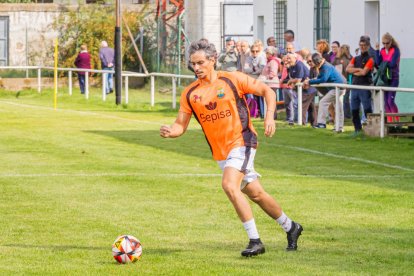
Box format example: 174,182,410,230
0,86,413,275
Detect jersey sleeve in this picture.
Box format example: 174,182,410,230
179,86,193,114
349,57,355,65
233,71,262,97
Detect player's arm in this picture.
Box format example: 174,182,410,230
160,111,192,138
252,81,276,138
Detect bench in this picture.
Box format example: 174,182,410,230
364,113,414,137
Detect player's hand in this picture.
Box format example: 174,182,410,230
160,125,172,138
264,116,276,138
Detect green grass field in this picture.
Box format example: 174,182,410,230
0,87,413,275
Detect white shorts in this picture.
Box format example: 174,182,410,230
217,146,261,190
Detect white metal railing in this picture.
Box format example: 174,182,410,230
1,66,413,138
297,83,414,138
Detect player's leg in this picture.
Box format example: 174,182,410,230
221,166,265,257
242,179,303,251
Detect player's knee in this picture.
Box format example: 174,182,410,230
221,180,239,198
248,190,264,203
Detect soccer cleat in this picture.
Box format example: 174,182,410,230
286,222,303,251
241,239,265,257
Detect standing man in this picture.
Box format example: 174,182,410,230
286,53,317,126
284,30,301,53
99,41,115,94
217,37,238,72
74,44,91,94
160,39,303,256
346,36,375,136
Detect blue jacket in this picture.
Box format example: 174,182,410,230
309,62,345,85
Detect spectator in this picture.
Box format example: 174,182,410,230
375,32,401,123
286,53,317,126
329,41,340,64
304,54,319,126
336,44,353,119
299,48,311,63
259,46,281,118
316,39,331,62
235,40,242,55
346,36,375,136
304,53,346,132
280,54,296,125
284,29,301,52
360,35,377,61
74,44,91,94
285,43,303,62
237,40,250,73
266,36,277,47
99,41,115,94
217,38,238,72
245,44,267,117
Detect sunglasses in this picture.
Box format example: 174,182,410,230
251,50,259,53
382,41,391,45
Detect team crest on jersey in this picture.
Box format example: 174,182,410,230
205,101,217,110
216,87,225,99
193,94,202,103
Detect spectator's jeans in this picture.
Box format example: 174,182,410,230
317,89,345,129
78,73,85,94
350,89,372,131
282,88,297,123
254,95,265,118
343,89,351,118
103,67,113,93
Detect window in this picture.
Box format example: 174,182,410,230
273,0,287,48
0,17,8,66
314,0,330,44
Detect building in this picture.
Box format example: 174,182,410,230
253,0,414,111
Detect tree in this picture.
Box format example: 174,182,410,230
51,4,148,72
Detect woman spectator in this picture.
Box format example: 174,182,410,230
375,32,401,122
334,44,353,118
316,39,331,63
259,46,281,118
329,41,340,64
245,44,267,117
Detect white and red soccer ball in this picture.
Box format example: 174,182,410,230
112,235,142,264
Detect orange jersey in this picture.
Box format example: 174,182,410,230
179,71,260,160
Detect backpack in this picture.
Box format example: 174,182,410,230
246,97,259,118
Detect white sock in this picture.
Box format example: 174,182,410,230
242,218,260,240
276,212,293,232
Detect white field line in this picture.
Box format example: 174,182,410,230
1,101,412,172
263,143,414,173
0,100,161,126
0,172,412,179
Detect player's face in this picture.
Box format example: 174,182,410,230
190,51,215,79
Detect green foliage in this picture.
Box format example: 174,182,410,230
52,5,148,72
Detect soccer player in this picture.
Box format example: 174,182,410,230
160,39,303,256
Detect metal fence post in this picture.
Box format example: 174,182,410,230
379,89,385,138
85,71,89,99
172,77,177,109
125,76,129,104
151,75,155,107
37,67,41,93
102,73,106,101
335,86,340,132
297,83,303,126
68,70,72,96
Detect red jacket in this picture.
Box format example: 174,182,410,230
74,51,91,75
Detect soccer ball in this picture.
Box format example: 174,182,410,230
112,235,142,264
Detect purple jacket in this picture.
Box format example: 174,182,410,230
74,52,91,75
99,47,115,69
